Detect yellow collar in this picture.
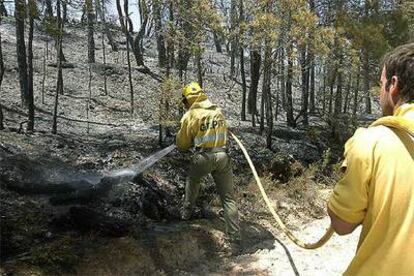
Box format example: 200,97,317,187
370,103,414,136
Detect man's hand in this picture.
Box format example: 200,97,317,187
328,207,360,235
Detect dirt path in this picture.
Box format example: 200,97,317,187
228,217,360,275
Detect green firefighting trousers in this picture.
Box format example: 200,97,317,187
184,151,240,240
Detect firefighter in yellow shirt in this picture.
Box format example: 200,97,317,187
328,43,414,275
176,82,241,251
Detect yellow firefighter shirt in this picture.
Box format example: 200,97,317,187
329,103,414,276
176,99,228,150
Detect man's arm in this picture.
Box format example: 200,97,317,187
328,206,360,235
176,115,193,150
327,128,372,236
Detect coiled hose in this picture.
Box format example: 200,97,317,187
230,131,334,249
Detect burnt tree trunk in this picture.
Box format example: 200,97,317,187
44,0,53,18
285,41,295,127
41,40,48,104
334,53,343,116
116,0,144,67
279,46,286,111
96,0,118,51
309,57,315,113
126,29,135,114
52,0,63,134
300,45,309,126
101,24,108,95
86,0,95,63
154,0,166,68
363,50,371,114
87,65,92,134
0,15,4,130
239,0,246,121
177,0,192,79
132,0,148,67
343,73,352,114
248,48,261,127
166,0,175,69
15,0,29,107
213,32,222,53
229,0,238,77
196,50,203,87
262,39,273,149
328,63,337,115
27,0,36,132
240,46,247,121
260,86,265,133
353,68,360,119
62,1,67,23
308,0,316,114
0,2,7,17
322,64,327,114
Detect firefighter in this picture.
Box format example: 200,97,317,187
176,82,241,252
328,43,414,275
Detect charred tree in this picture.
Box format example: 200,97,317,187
274,50,280,120
43,0,67,63
363,49,371,114
0,2,7,17
44,0,53,18
300,45,309,126
96,0,118,51
334,53,343,116
133,0,148,66
308,0,316,114
328,67,337,115
166,0,175,70
154,0,166,68
62,1,68,23
177,0,193,80
229,0,238,77
116,0,135,114
240,46,247,121
353,69,360,119
116,0,145,67
127,37,134,115
309,59,315,113
27,0,37,132
343,73,352,113
86,0,95,63
285,41,295,127
14,0,29,107
101,25,108,95
41,40,47,104
213,31,222,53
196,50,203,87
87,64,92,134
279,46,286,111
262,40,273,149
0,14,4,130
248,48,261,127
239,0,246,121
322,63,327,114
52,0,64,134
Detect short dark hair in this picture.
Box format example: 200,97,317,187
383,43,414,102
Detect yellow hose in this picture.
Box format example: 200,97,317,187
230,131,334,249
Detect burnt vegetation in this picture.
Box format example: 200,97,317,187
0,0,413,274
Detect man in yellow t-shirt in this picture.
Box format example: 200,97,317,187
328,43,414,275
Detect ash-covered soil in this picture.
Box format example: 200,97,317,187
1,17,364,275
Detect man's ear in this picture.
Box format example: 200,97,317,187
389,76,399,98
